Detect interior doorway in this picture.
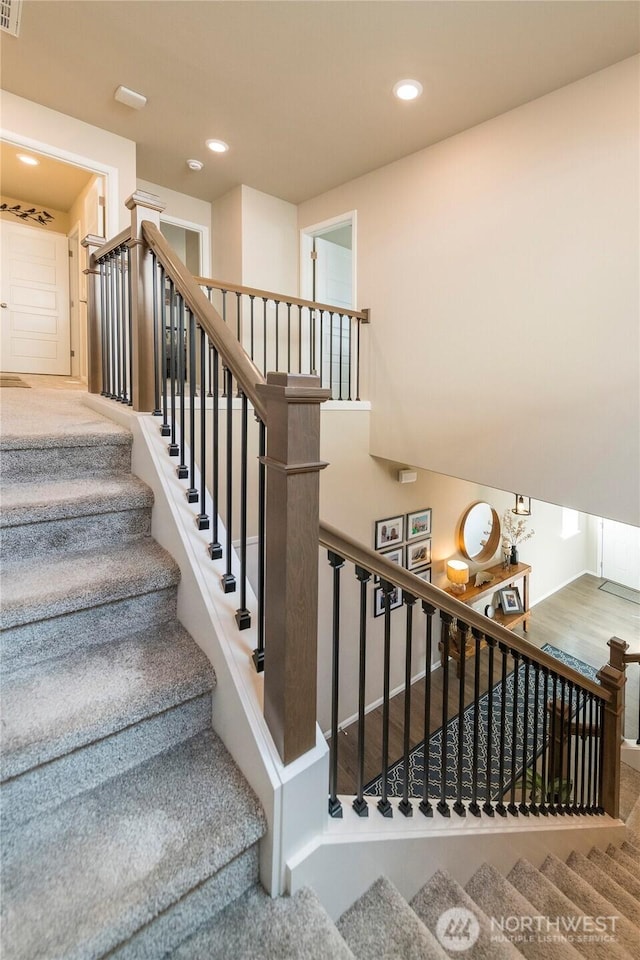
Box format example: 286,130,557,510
601,519,640,591
160,216,209,277
301,212,356,396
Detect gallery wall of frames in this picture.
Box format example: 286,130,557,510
373,508,432,617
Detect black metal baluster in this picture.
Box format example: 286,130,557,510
519,658,530,815
419,602,435,818
298,305,303,373
530,662,540,816
160,269,170,435
328,551,345,818
547,674,558,816
353,566,371,817
249,295,255,361
177,296,188,479
119,246,127,402
235,392,251,629
347,313,353,401
579,688,588,813
113,250,121,400
236,290,241,342
311,308,316,374
596,698,604,813
564,682,574,814
556,678,566,814
495,644,509,817
355,317,362,401
262,298,268,376
186,308,198,501
453,621,467,818
338,312,344,401
483,637,496,816
586,693,594,813
539,669,549,816
252,419,266,672
168,280,178,456
319,310,325,389
207,341,213,398
221,367,235,593
287,302,292,372
399,592,416,817
274,300,279,370
196,326,209,531
572,686,581,814
438,612,453,818
99,259,108,396
378,579,394,818
151,255,161,414
110,253,117,397
126,246,133,406
469,628,483,817
208,346,222,560
507,651,520,816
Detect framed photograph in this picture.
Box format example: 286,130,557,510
373,584,403,618
414,567,432,583
375,547,403,584
375,515,404,550
406,537,431,571
407,508,432,541
498,587,523,615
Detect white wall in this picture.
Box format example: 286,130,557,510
240,185,298,295
212,186,243,284
299,57,640,528
137,177,213,274
1,91,136,233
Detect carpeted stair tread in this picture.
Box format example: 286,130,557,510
566,850,640,928
1,621,215,780
337,876,448,959
0,389,131,449
507,858,632,960
413,867,522,960
1,694,212,829
465,863,582,960
587,847,640,900
621,840,640,863
0,539,180,629
0,474,153,525
1,729,266,960
539,854,639,956
172,884,355,960
606,843,640,879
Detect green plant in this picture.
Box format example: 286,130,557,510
515,769,572,804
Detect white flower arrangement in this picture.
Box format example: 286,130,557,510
501,510,535,552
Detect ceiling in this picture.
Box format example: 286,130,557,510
1,1,638,205
0,141,94,209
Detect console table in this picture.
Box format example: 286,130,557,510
439,561,531,675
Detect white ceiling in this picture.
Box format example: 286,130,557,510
1,1,638,205
0,141,94,209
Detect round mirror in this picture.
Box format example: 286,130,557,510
457,502,500,562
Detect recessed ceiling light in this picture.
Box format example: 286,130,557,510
17,154,39,166
393,79,423,101
206,139,229,154
186,159,204,171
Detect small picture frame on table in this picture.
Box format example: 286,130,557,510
374,584,403,618
375,516,404,550
375,546,403,584
407,508,432,540
406,538,431,571
498,587,523,615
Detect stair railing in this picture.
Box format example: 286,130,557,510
319,523,629,821
196,276,370,400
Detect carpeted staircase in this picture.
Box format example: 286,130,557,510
2,388,639,959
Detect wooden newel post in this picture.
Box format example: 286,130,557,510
125,191,166,412
81,234,105,395
597,636,628,819
256,372,330,765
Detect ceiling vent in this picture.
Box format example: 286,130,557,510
0,0,22,36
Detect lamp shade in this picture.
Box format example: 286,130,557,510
446,560,469,586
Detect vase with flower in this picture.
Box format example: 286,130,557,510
501,510,534,567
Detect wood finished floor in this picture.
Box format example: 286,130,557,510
334,573,640,795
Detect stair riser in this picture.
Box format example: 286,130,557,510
0,694,212,828
1,441,131,483
1,588,178,672
110,847,260,960
1,508,152,560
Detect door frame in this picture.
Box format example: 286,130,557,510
300,211,357,306
0,129,119,238
67,223,81,380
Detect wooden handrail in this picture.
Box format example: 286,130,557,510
195,275,370,322
319,521,611,701
141,221,268,423
624,652,640,664
92,227,132,262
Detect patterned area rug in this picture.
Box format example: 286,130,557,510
364,644,599,802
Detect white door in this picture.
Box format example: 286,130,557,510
602,519,640,590
1,221,70,375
